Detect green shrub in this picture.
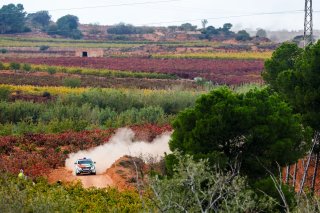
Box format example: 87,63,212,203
22,64,31,72
0,174,147,212
9,62,21,71
42,91,51,98
47,67,57,75
0,87,10,101
0,62,5,70
63,78,81,88
0,49,7,54
39,45,50,51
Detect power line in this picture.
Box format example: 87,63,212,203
38,10,314,34
144,10,306,26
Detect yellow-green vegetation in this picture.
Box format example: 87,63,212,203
0,37,221,48
0,62,176,79
0,84,201,96
232,83,265,94
0,37,141,48
152,51,273,60
0,175,150,212
0,86,201,134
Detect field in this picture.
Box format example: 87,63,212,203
1,57,264,84
0,35,282,211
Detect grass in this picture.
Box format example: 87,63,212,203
0,62,177,79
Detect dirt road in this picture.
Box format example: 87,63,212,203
47,167,113,189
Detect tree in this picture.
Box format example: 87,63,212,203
201,19,208,30
235,30,251,41
222,23,232,32
178,23,197,31
0,4,28,34
263,41,320,131
107,23,154,35
50,15,82,39
169,87,309,181
262,42,302,91
27,11,51,28
256,28,267,38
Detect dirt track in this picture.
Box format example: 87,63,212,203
47,167,113,189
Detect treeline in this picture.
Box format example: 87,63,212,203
0,4,82,39
0,3,263,41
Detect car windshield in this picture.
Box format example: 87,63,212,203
78,160,92,164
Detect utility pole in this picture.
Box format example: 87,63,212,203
304,0,313,47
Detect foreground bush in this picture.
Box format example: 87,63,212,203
150,152,275,212
0,174,147,212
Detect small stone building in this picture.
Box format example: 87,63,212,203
75,48,104,57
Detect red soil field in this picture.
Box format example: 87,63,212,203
1,57,265,84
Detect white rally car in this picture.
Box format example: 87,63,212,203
74,158,96,175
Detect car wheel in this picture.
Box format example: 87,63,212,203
92,172,96,175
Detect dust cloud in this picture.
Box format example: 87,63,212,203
65,128,172,174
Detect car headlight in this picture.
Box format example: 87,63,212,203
91,166,95,170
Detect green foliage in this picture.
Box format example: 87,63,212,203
200,23,235,40
9,62,21,71
107,23,155,35
150,152,275,212
47,66,57,75
254,177,296,212
0,62,5,70
170,87,309,180
39,45,50,51
263,41,320,130
22,63,31,72
263,42,302,90
178,23,197,31
236,30,251,41
0,4,27,34
0,174,147,212
49,15,82,39
0,48,7,54
256,28,267,38
27,11,51,28
63,78,81,88
0,86,10,101
0,87,198,134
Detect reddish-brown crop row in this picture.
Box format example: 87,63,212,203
0,124,172,178
2,57,264,84
0,71,196,90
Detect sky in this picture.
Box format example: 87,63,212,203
2,0,320,31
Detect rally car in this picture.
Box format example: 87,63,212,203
74,158,96,175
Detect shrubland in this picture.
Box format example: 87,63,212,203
0,174,147,212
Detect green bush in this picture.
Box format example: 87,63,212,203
47,67,57,75
0,87,10,101
0,48,7,54
9,62,21,71
0,62,4,70
0,174,148,212
22,63,31,72
63,78,81,88
39,45,50,51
